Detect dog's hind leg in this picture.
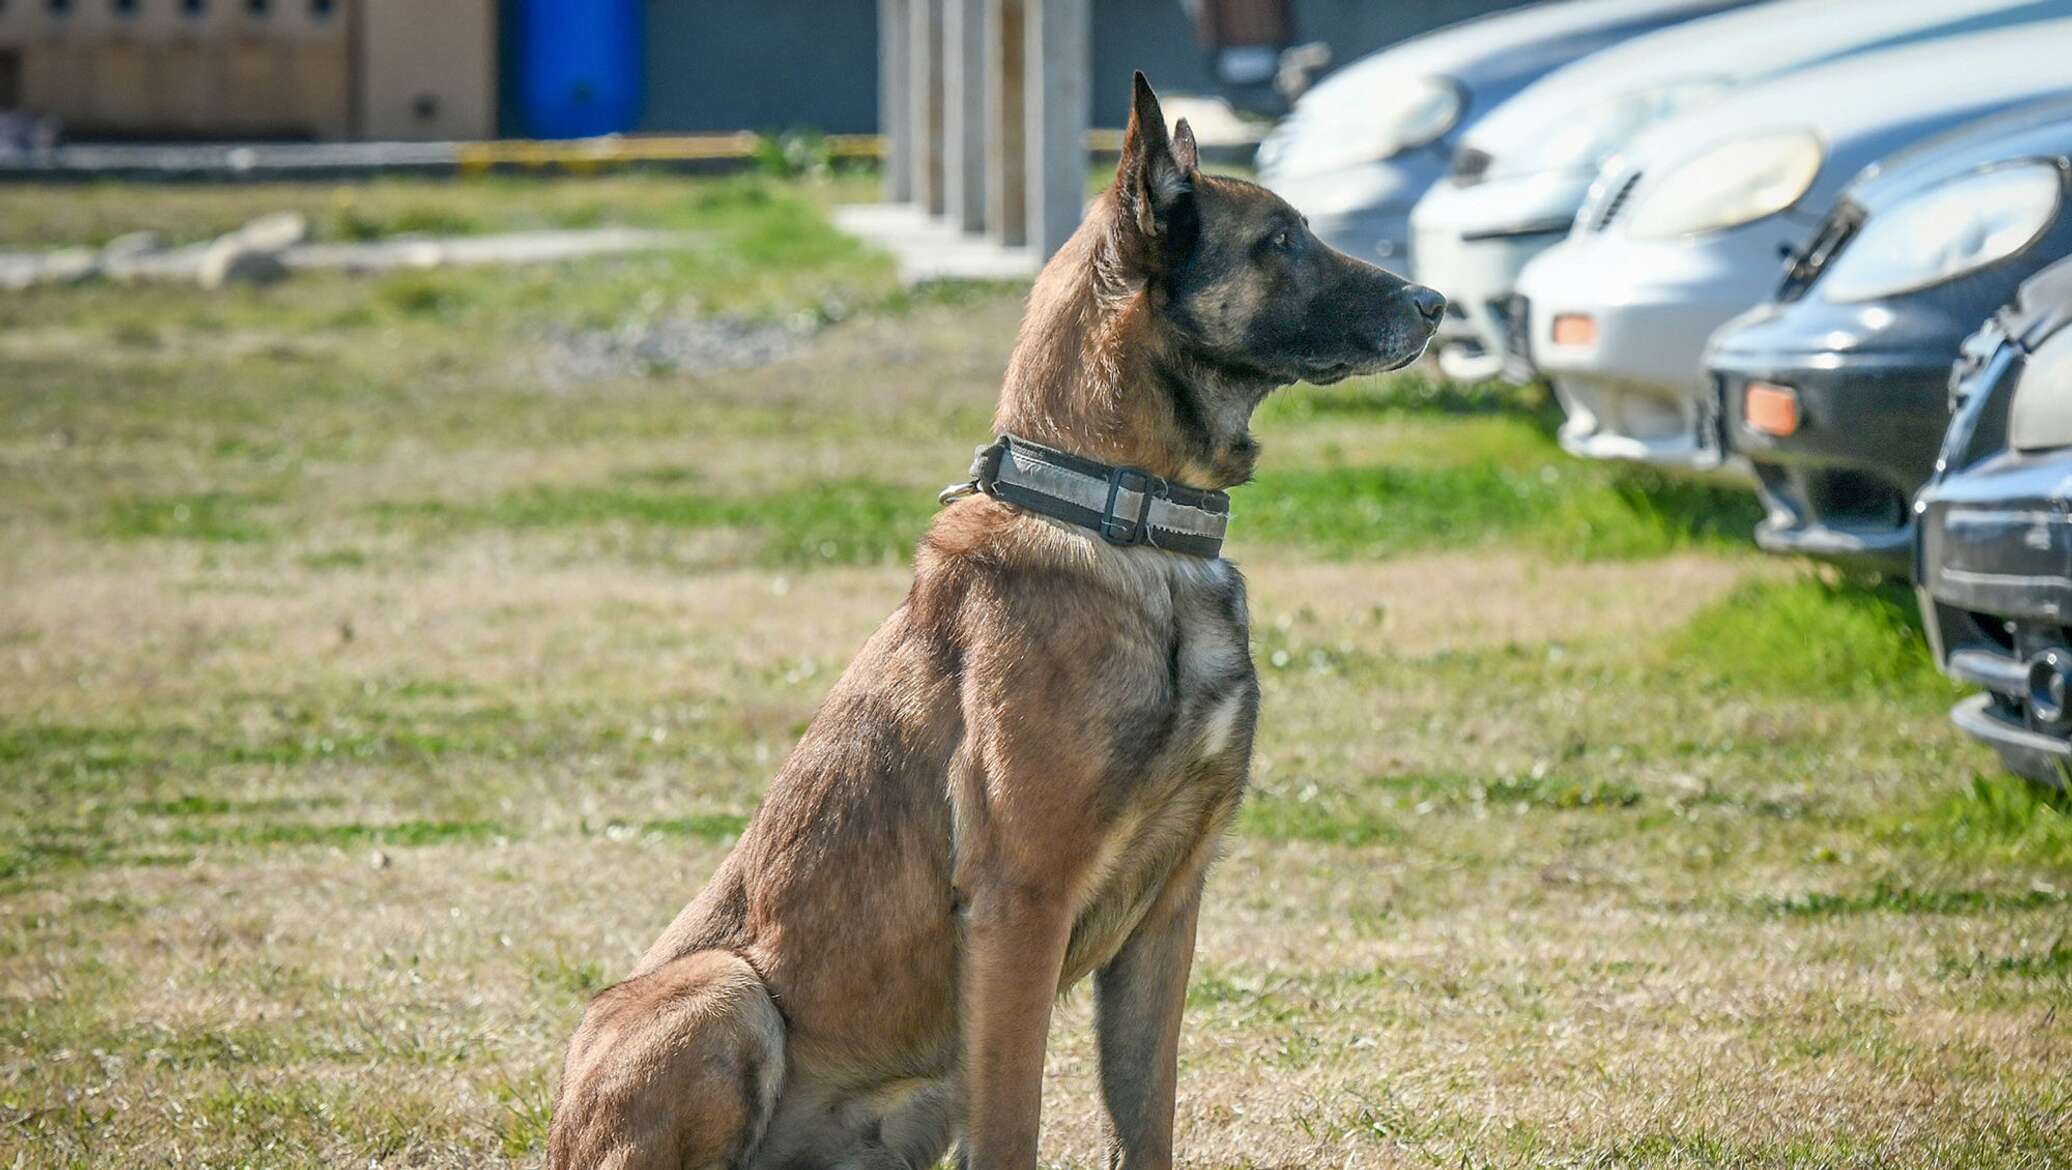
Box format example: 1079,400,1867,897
548,951,786,1170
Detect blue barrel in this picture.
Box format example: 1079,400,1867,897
511,0,644,139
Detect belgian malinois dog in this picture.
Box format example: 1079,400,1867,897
549,74,1444,1170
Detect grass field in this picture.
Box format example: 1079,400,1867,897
2,173,2069,1170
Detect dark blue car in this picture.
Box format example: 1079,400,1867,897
1706,98,2072,574
1916,255,2072,786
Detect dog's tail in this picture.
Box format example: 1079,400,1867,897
548,950,785,1170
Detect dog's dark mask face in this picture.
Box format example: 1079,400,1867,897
1114,74,1445,387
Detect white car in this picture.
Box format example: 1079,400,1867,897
1255,0,1746,272
1409,0,2072,383
1515,18,2072,471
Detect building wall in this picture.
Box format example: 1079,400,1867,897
0,0,496,141
641,0,880,135
360,0,496,140
0,0,352,139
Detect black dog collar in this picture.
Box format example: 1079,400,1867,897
939,433,1231,559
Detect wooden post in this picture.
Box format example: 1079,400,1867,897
909,0,946,216
984,0,1026,247
880,0,912,203
1026,0,1090,259
943,0,987,233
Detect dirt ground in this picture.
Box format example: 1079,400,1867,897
1,175,2067,1170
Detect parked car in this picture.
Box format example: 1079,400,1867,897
1513,19,2072,472
1255,0,1748,270
1706,99,2072,573
1916,255,2072,787
1409,0,2072,382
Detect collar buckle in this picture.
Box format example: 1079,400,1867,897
1099,465,1165,546
938,438,1008,505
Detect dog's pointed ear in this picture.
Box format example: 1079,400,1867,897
1172,117,1199,173
1116,71,1196,245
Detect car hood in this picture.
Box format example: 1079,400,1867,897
1708,191,2072,373
1463,0,2072,178
1262,0,1745,177
1295,0,1742,114
1601,19,2072,222
1844,97,2072,212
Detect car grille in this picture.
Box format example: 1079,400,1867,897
1449,146,1492,187
1588,171,1643,232
1499,294,1532,370
1756,460,1908,535
1777,200,1865,303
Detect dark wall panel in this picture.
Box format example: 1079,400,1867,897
642,0,882,134
632,0,1527,134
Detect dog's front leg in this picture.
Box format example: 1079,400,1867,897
960,875,1074,1170
1094,862,1206,1170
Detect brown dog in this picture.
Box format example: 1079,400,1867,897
548,74,1443,1170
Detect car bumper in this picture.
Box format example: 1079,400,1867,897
1918,446,2072,789
1703,252,2061,573
1712,356,1950,575
1947,693,2072,788
1517,227,1782,472
1409,172,1592,380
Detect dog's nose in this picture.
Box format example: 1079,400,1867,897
1407,284,1447,327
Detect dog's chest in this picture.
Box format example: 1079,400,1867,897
1164,560,1257,765
1061,555,1258,984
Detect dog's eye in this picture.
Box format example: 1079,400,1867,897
1269,229,1291,251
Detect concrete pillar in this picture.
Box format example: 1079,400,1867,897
943,0,987,233
909,0,946,216
1026,0,1090,259
880,0,912,203
984,0,1027,247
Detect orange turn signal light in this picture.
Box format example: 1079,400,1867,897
1744,381,1800,437
1550,313,1597,348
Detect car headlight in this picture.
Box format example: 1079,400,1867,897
1261,75,1463,178
1624,131,1823,241
1818,162,2063,303
1496,77,1731,180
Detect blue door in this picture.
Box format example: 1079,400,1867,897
511,0,644,139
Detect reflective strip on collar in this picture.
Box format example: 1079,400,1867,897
946,433,1232,558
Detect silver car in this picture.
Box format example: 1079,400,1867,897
1410,0,2072,382
1515,18,2072,471
1256,0,1747,272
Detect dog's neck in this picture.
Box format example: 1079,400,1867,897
992,201,1276,490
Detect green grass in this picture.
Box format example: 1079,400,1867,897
1752,881,2072,918
0,171,886,250
1238,792,1406,847
639,813,753,842
372,478,936,568
103,490,278,543
1238,456,1761,562
1244,376,1762,561
1886,772,2072,867
1666,575,1957,703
